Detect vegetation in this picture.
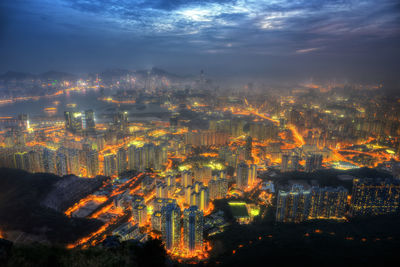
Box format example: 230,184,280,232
0,168,102,244
208,214,400,266
1,238,167,267
1,167,398,266
2,215,400,266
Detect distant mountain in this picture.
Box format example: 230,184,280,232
135,67,184,79
101,68,135,77
99,67,190,82
150,67,193,79
39,71,76,81
0,71,36,81
1,68,191,83
98,69,135,80
0,71,76,81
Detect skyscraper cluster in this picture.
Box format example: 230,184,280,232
104,153,117,177
64,110,95,134
236,162,249,189
183,206,204,254
184,181,210,211
350,178,400,216
11,145,99,178
309,186,348,219
276,185,311,223
305,154,323,173
185,130,229,147
276,185,349,222
276,178,400,222
192,166,212,185
209,172,229,200
236,162,257,190
127,143,168,171
281,154,300,172
159,203,204,254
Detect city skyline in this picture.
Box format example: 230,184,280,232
1,1,400,266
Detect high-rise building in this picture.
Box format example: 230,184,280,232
113,111,128,131
184,186,193,205
142,143,155,170
291,155,301,171
236,162,249,189
17,114,29,130
156,182,168,199
27,150,42,173
281,154,289,172
128,145,144,171
276,185,311,223
193,166,212,185
199,186,209,211
193,181,202,193
248,121,279,141
209,175,229,200
248,164,257,186
82,110,96,132
104,153,117,177
151,211,163,232
127,143,167,171
217,171,227,179
165,175,176,187
127,145,137,171
281,154,300,172
309,186,348,219
14,151,29,171
350,178,400,216
64,111,74,132
183,206,203,253
208,178,218,200
43,147,56,174
133,204,148,226
64,111,83,133
230,118,246,137
56,148,68,176
182,171,193,187
305,154,323,172
86,149,99,178
161,203,181,251
184,130,229,147
154,144,168,170
132,195,145,208
153,198,177,212
67,149,80,175
116,148,127,175
190,192,200,208
245,135,252,161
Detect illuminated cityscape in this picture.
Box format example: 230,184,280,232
0,0,400,266
1,66,400,264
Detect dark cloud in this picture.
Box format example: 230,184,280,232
148,0,239,11
0,0,399,83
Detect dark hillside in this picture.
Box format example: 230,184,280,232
0,168,102,244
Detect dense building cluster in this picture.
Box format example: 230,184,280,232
276,178,400,223
350,178,400,216
1,72,400,261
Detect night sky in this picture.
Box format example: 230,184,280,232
0,0,399,81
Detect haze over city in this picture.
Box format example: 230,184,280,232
1,1,400,267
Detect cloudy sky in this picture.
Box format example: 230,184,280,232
0,0,399,81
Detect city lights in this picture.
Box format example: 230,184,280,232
1,1,399,264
